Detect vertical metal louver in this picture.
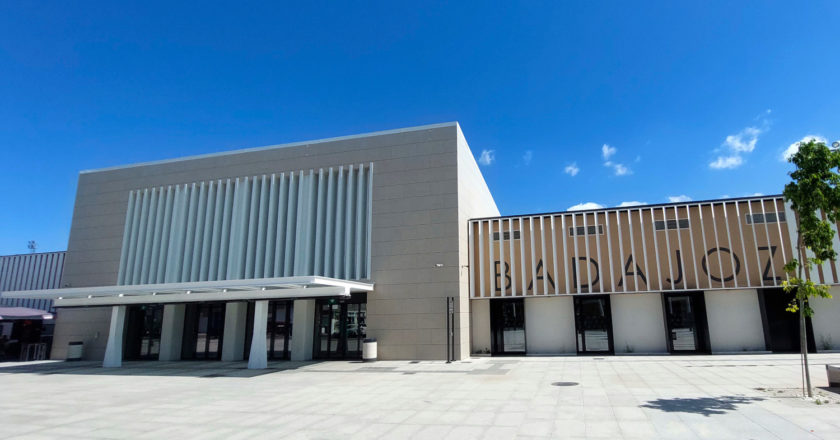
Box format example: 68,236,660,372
117,164,373,285
0,252,65,311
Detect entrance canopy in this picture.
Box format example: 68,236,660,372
0,306,54,320
0,276,374,308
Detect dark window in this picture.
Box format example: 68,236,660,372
568,225,604,236
654,219,690,231
493,230,521,240
746,212,786,224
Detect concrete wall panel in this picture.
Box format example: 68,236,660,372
50,307,111,360
611,293,668,354
470,299,491,354
705,289,766,352
524,296,577,354
811,287,840,351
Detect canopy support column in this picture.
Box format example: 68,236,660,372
103,305,126,368
248,300,269,369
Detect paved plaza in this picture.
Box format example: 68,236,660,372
2,354,840,439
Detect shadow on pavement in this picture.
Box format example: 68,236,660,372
818,386,840,395
640,395,765,417
0,360,322,378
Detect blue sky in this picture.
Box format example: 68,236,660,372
1,1,839,255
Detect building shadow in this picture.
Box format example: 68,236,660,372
640,395,765,417
0,359,323,378
818,386,840,396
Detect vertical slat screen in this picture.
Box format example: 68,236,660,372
469,196,835,298
116,164,373,285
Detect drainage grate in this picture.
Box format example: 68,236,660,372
551,382,579,387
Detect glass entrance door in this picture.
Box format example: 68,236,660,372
124,304,163,360
182,303,225,360
314,295,367,359
663,292,710,354
574,295,614,354
268,301,293,360
490,299,526,355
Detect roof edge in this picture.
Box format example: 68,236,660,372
80,121,459,174
470,194,785,221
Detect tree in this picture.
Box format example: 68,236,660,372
782,139,839,398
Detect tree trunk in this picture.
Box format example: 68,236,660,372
797,233,813,398
800,299,813,397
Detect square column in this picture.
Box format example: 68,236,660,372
291,299,315,361
221,302,248,361
248,300,269,369
158,304,185,361
102,305,127,368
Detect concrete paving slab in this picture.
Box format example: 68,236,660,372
2,354,840,439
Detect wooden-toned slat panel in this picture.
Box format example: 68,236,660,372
469,196,804,297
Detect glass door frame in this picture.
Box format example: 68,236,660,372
244,300,295,361
489,298,527,356
181,302,226,360
662,291,711,354
313,293,367,360
123,304,164,360
573,295,615,355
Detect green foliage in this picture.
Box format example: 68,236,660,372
784,140,840,260
782,139,840,316
781,277,832,317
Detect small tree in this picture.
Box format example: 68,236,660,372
782,139,839,398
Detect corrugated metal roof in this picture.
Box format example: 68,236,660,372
0,251,65,312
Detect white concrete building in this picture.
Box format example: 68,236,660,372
3,122,840,366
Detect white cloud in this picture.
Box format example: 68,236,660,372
564,162,579,176
781,135,827,161
668,195,692,203
478,149,495,166
569,202,605,211
618,201,645,207
602,144,616,160
709,155,743,169
710,114,770,170
748,192,763,196
522,150,533,165
613,163,631,176
724,126,761,153
600,145,631,176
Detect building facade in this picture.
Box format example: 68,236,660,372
2,122,840,366
469,199,840,355
3,122,498,364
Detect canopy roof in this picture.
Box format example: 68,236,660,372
0,276,373,307
0,307,54,320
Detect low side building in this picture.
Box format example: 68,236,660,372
0,251,64,360
469,200,840,355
